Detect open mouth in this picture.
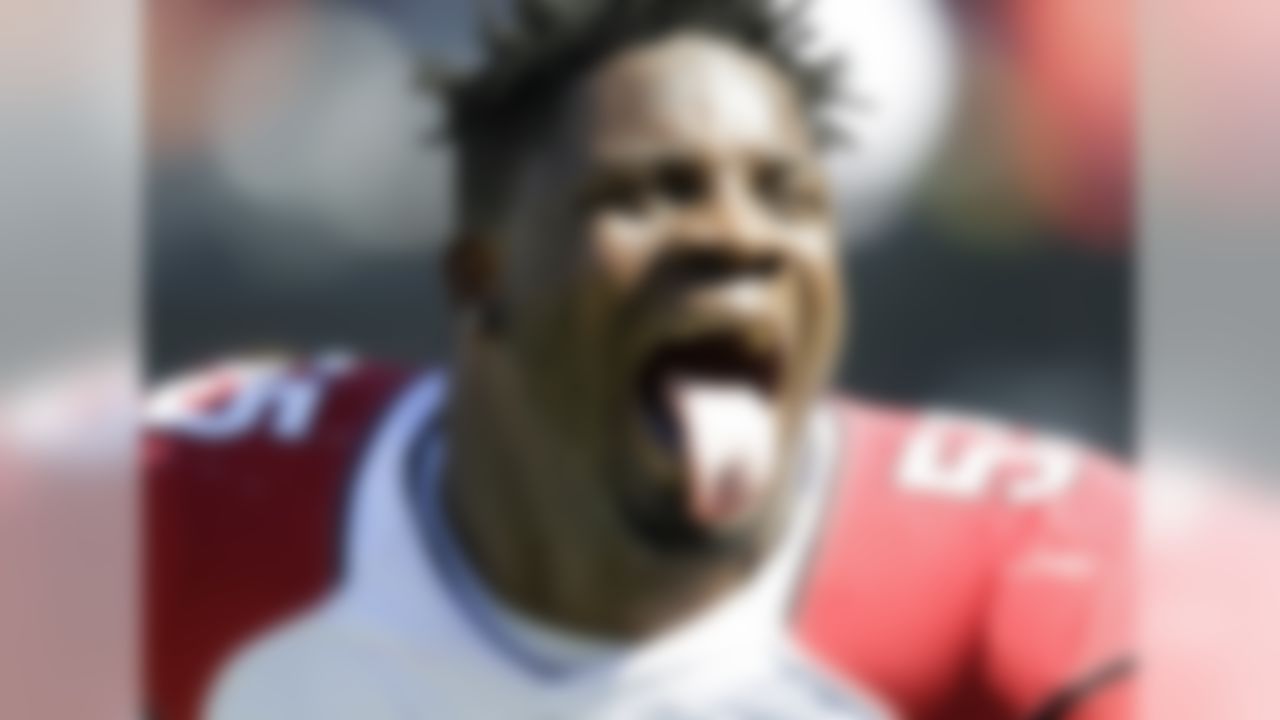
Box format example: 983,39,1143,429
633,330,786,527
637,332,782,447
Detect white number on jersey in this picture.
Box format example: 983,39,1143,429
897,413,1078,504
148,354,353,444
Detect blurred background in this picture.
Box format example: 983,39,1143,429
148,0,1133,454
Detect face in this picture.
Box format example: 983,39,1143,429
463,35,844,555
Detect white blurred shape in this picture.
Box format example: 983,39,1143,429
0,0,138,378
798,0,958,242
1142,462,1280,720
211,5,452,253
210,1,950,253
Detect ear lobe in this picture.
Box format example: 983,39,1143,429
445,232,500,308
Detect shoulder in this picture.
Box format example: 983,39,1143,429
796,397,1134,719
835,398,1130,508
146,352,411,453
145,352,414,532
819,398,1132,556
811,398,1131,588
145,352,423,720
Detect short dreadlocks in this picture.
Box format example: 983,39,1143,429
433,0,841,226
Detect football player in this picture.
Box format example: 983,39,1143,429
148,1,1134,718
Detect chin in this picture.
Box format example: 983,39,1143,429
614,473,778,560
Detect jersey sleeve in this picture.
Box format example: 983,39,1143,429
796,401,1135,720
146,354,410,720
982,450,1135,720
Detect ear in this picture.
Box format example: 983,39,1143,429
445,230,500,309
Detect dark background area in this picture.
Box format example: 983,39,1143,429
150,0,1131,454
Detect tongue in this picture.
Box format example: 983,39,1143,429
667,378,780,526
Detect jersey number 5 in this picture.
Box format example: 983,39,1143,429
897,415,1078,504
148,356,352,444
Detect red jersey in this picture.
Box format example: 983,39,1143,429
147,356,1133,720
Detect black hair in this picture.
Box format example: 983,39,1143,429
430,0,842,225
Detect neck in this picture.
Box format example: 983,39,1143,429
441,346,778,641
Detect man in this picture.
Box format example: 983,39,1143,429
148,1,1133,718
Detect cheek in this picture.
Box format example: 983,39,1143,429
507,218,647,409
499,232,588,388
575,216,657,375
588,214,660,293
789,230,845,376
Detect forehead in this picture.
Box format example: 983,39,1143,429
574,34,813,160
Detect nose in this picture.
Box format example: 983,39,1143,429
659,173,784,289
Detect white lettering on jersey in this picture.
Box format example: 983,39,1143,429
898,413,1078,504
148,353,354,443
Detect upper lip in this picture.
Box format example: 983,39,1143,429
638,331,782,397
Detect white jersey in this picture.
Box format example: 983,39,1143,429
150,359,1133,720
204,371,889,720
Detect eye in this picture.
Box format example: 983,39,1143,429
755,161,823,219
585,172,650,217
652,159,706,207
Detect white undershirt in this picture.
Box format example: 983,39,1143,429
419,392,840,680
